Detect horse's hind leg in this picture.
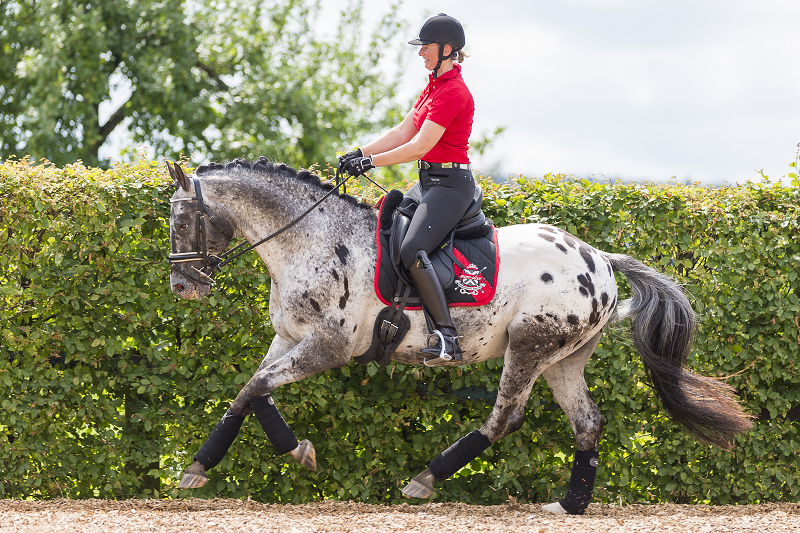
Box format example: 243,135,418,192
540,329,605,515
402,337,545,499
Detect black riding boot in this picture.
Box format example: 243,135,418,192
408,250,462,366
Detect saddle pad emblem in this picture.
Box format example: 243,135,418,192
454,257,488,296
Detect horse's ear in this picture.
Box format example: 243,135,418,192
167,161,190,191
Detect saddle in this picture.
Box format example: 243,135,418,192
385,182,490,290
355,184,499,367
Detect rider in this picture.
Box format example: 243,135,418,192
341,13,475,364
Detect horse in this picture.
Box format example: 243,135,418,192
165,157,752,514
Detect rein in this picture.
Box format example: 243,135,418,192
169,164,356,284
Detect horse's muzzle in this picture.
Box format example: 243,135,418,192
170,267,209,300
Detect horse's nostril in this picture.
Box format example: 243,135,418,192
174,283,184,292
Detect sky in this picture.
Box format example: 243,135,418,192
319,0,800,185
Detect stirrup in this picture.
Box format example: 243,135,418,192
422,330,461,367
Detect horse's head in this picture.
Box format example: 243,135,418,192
167,162,234,300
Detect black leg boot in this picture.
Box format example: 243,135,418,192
408,250,462,366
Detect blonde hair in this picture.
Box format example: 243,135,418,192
442,43,468,63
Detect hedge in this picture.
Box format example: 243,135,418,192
1,157,798,504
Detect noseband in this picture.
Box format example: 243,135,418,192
168,167,358,286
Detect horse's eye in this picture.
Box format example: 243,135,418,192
179,224,189,231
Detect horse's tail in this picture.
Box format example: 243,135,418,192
606,253,753,449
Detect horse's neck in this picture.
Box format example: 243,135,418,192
206,174,375,279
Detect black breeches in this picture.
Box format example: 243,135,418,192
400,168,475,270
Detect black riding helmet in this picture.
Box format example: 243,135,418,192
408,13,465,79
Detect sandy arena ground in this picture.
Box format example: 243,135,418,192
1,499,799,532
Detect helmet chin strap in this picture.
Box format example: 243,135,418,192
432,44,456,80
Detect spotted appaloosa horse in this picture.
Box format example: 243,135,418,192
166,158,751,514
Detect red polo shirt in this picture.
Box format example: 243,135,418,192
413,63,474,164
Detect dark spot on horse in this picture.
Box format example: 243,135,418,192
541,273,553,284
331,269,339,281
579,245,596,273
535,315,545,323
338,277,350,309
541,227,557,233
567,314,579,325
479,337,484,341
577,273,595,296
309,299,321,312
538,234,555,242
503,302,508,307
601,292,609,307
546,313,557,320
340,318,345,326
579,287,589,297
558,339,566,348
563,234,578,249
483,342,488,346
335,243,350,265
556,243,568,254
573,340,582,348
607,263,613,276
353,325,357,332
302,291,308,299
589,299,600,326
297,317,306,324
610,296,617,310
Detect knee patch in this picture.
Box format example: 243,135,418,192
559,450,600,515
428,430,491,481
250,395,299,455
194,410,245,470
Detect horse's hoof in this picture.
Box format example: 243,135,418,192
289,439,317,471
176,472,208,489
401,468,435,499
542,502,568,514
176,460,208,489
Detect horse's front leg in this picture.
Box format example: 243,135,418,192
177,335,307,489
245,331,351,463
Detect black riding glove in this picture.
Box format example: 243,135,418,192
340,147,363,163
343,155,375,177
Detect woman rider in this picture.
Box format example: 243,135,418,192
341,13,475,364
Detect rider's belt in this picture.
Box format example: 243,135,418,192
418,160,471,171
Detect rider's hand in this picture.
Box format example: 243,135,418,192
340,147,363,163
343,155,375,177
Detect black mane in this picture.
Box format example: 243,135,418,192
195,156,373,210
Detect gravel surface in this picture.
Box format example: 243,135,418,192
1,499,799,532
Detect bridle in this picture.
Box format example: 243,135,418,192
168,163,362,286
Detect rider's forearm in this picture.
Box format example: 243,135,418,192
360,126,414,158
371,140,430,167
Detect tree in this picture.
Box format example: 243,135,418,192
0,0,406,168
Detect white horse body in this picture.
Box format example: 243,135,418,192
261,219,618,369
166,159,750,513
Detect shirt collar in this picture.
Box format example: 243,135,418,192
428,63,462,83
